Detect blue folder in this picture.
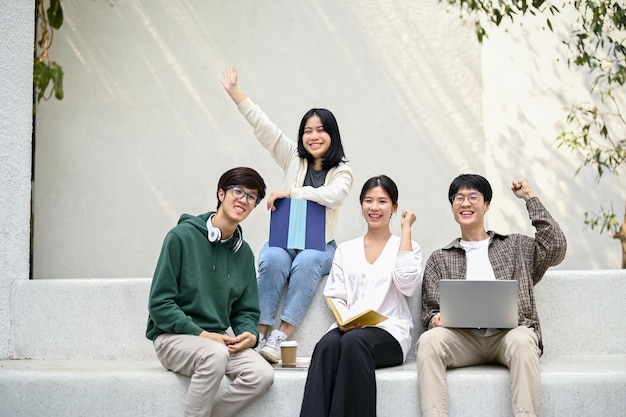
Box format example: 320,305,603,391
269,198,326,251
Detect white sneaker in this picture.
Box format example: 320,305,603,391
260,330,287,363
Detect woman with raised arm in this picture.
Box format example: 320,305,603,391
222,66,354,363
299,175,423,417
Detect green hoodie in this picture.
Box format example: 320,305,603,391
146,211,260,341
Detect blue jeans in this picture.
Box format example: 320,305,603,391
257,241,336,327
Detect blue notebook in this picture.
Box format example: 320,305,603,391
269,198,326,251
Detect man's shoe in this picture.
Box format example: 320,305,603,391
260,330,286,363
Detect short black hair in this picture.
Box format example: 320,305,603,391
296,108,348,171
448,174,492,204
216,167,266,209
359,175,399,206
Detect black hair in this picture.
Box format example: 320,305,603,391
447,174,492,204
359,175,399,206
216,167,266,209
296,108,348,171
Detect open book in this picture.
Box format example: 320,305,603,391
326,297,388,327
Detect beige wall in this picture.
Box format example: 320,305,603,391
32,0,625,278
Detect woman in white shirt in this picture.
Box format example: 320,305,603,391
299,175,423,417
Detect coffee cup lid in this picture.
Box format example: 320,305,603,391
281,341,298,347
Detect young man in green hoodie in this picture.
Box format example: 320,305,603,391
146,167,273,417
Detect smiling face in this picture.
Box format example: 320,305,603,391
302,115,331,169
451,186,490,231
361,185,397,229
217,184,258,224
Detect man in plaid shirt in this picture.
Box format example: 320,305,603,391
416,174,566,417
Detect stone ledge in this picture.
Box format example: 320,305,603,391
5,270,626,416
1,356,625,417
9,270,626,360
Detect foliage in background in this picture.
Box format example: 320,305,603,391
34,0,64,108
556,1,625,239
439,0,626,267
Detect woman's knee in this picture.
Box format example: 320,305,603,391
292,249,333,277
336,330,378,362
258,247,292,277
312,330,342,354
259,246,290,264
339,329,368,347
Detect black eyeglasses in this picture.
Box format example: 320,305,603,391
227,185,259,206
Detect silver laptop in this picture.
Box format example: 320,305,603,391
439,279,518,329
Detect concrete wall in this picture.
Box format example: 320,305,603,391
0,0,34,357
482,9,626,268
31,1,625,278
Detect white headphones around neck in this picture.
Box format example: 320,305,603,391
206,214,243,253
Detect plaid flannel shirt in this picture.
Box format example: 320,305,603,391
421,197,567,352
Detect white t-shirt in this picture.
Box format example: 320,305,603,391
460,238,501,336
460,238,496,280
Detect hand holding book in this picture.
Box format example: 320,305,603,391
326,297,388,327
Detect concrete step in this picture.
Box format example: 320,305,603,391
9,270,625,360
7,275,420,361
1,356,625,417
9,277,335,360
5,270,626,416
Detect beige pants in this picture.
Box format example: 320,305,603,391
154,333,274,417
416,326,540,417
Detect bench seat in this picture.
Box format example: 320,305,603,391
2,269,625,416
1,356,625,416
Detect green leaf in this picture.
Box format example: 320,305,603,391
493,9,503,25
49,62,64,100
33,59,64,102
47,0,64,30
33,60,52,102
475,22,488,43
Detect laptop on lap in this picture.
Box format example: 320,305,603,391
439,279,518,329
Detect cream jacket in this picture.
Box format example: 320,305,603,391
238,98,353,242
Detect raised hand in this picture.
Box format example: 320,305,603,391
511,178,536,202
221,66,247,105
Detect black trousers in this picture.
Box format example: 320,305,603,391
299,326,403,417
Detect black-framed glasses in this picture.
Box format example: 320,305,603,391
227,185,259,206
451,192,482,205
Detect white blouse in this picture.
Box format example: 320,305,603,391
323,234,423,361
